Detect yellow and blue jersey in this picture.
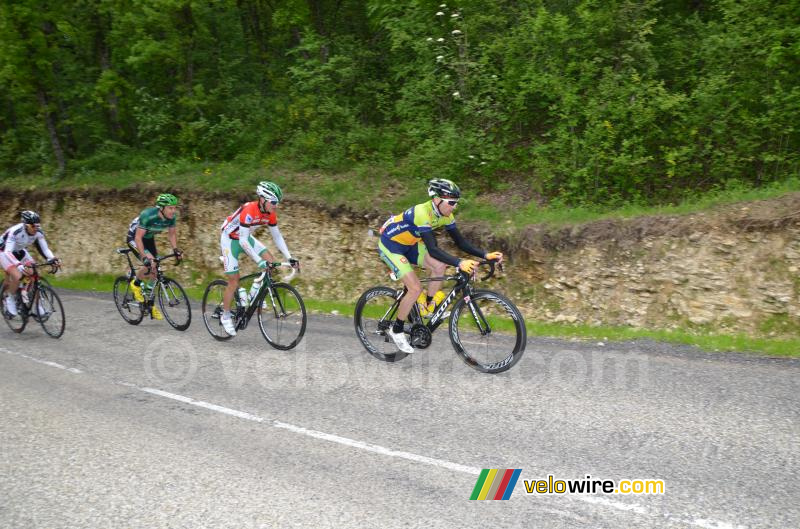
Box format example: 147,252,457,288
379,201,456,254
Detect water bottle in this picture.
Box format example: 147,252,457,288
237,287,249,308
249,274,263,301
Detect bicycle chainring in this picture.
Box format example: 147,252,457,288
409,324,432,349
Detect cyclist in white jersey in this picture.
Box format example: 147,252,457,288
0,211,61,317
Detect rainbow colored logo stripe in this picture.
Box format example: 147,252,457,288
470,469,522,500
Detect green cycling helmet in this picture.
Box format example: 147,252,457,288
256,181,283,203
155,193,179,207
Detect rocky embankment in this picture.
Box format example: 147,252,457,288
2,189,799,337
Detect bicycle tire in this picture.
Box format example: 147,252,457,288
34,285,65,338
0,280,27,333
156,277,192,331
257,282,307,350
354,286,409,362
201,279,234,341
449,289,526,373
113,276,144,325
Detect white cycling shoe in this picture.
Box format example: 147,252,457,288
220,313,237,336
4,295,18,317
386,327,414,354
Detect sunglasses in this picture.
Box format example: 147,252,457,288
443,199,459,206
262,198,279,206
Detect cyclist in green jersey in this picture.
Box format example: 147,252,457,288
126,193,183,320
378,178,504,353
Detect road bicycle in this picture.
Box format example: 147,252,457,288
354,261,526,373
201,262,306,350
0,259,65,338
112,248,191,331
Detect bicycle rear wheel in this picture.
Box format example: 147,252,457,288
257,282,306,350
353,286,408,362
34,285,65,338
0,281,27,333
113,276,144,325
449,289,526,373
201,279,235,341
157,277,191,331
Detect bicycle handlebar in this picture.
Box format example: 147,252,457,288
154,252,181,263
478,259,502,281
27,259,61,274
259,261,300,282
424,259,502,283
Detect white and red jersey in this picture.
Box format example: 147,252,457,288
0,223,54,262
0,223,55,272
220,201,278,239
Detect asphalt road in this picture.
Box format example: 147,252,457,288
1,290,798,528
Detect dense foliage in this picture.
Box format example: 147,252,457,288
1,0,798,205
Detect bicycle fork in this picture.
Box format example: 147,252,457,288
464,294,491,336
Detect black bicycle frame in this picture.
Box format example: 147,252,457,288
394,272,491,336
236,267,286,329
118,248,179,304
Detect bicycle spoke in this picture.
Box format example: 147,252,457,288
354,287,408,361
113,276,143,325
201,280,234,341
36,286,65,338
257,283,306,350
157,278,191,331
450,290,526,373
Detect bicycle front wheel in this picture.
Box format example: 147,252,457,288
34,285,65,338
157,278,191,331
113,276,143,325
449,289,526,373
257,282,306,350
353,286,408,362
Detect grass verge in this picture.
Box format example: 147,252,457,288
48,273,800,357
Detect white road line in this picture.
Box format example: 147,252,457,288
0,348,83,374
141,387,266,423
272,419,483,475
141,386,481,475
1,348,748,529
578,495,649,515
688,520,746,529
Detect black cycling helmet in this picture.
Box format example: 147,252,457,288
21,210,40,225
427,178,461,199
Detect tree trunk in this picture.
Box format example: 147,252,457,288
177,3,196,87
94,13,123,140
36,86,66,177
237,0,270,65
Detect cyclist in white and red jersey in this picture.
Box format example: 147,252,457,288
0,210,61,317
218,181,298,335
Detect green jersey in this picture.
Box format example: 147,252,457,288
126,207,177,240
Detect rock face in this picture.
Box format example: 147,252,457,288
2,190,799,336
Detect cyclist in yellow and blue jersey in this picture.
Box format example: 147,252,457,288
378,178,504,353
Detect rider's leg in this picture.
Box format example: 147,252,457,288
221,234,242,312
223,273,240,311
3,263,22,294
378,241,423,326
134,236,159,283
378,241,420,353
422,251,447,299
395,270,423,326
